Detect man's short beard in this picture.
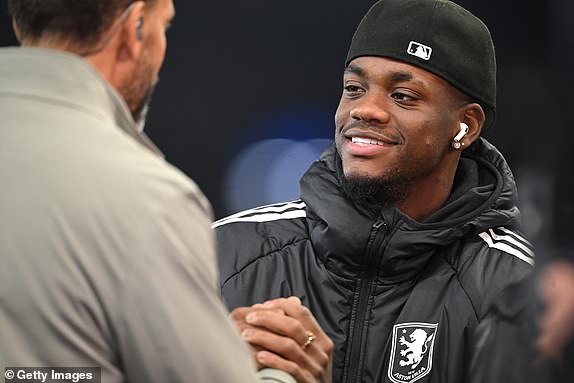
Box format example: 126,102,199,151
131,85,156,127
119,51,156,126
341,170,411,207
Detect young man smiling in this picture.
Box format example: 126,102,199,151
215,0,533,382
336,56,482,222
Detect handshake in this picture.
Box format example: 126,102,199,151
231,297,333,383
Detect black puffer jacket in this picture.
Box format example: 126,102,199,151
215,138,533,383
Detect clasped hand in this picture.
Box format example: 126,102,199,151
230,297,333,383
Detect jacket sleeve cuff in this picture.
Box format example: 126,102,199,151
255,368,297,383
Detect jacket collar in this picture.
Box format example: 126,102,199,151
0,47,163,156
299,138,521,282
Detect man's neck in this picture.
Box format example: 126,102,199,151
396,166,458,222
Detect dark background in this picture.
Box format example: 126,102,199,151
1,0,572,247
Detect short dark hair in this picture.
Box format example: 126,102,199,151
8,0,153,46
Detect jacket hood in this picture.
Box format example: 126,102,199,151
299,138,522,282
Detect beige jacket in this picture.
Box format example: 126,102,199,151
0,47,275,382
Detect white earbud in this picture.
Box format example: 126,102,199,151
454,122,469,142
452,123,469,150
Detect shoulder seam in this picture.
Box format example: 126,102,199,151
443,246,482,321
220,237,309,289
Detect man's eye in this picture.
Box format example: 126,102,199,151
391,92,416,102
344,85,363,93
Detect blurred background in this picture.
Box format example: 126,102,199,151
1,0,572,249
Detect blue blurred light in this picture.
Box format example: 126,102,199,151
223,106,334,214
224,138,331,213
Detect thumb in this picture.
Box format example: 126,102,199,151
286,296,302,305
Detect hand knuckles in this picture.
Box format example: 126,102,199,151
284,361,302,377
324,338,335,354
270,308,284,315
315,351,330,367
299,305,312,318
283,338,301,354
302,370,316,383
309,363,323,378
285,321,302,335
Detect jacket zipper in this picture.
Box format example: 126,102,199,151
343,218,387,383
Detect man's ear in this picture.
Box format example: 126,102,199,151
115,1,146,63
12,19,22,44
85,1,146,92
457,103,486,148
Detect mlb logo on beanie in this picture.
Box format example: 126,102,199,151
407,41,432,61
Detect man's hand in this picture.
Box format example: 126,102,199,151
537,260,574,361
230,297,333,383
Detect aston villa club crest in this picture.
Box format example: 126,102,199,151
388,322,439,383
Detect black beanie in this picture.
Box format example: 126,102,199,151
346,0,496,132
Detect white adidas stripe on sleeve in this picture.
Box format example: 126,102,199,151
478,227,534,265
212,200,307,229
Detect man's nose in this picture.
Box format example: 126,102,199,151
349,92,390,124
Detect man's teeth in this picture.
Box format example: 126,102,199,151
351,137,385,146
